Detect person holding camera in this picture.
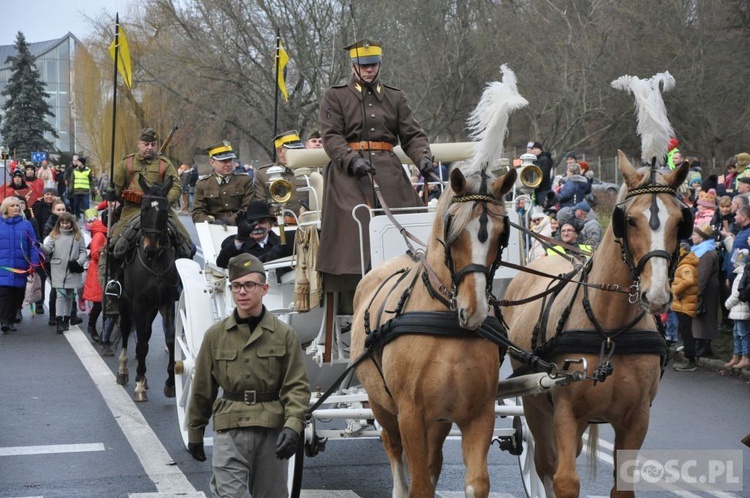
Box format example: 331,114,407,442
186,253,310,497
215,201,294,269
42,212,87,334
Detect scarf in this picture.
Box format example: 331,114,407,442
691,238,715,258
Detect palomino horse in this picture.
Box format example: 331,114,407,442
503,152,691,497
116,176,180,402
350,163,517,497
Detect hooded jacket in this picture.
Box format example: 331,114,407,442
725,264,750,320
556,174,589,208
0,215,39,288
83,219,107,302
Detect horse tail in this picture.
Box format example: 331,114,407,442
586,424,598,477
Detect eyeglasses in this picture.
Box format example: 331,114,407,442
230,281,265,293
560,229,577,233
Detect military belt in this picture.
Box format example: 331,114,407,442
223,390,280,405
348,141,394,152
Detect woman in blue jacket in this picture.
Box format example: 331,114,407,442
0,197,39,332
556,162,591,209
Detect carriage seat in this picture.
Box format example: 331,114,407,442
296,169,324,227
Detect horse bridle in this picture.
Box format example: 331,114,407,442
612,183,693,303
424,172,510,310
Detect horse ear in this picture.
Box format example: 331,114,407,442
138,174,150,194
492,168,517,198
617,150,642,188
450,167,468,196
664,161,690,189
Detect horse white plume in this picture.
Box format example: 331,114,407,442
611,72,675,164
466,64,528,174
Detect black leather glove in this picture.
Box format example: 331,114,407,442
275,427,299,460
105,189,117,202
350,157,375,178
418,157,435,177
236,220,258,242
188,442,206,462
68,260,85,273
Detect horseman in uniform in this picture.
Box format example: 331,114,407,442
192,140,254,225
105,128,193,294
252,130,309,217
317,39,434,297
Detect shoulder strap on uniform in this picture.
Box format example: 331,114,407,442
158,158,168,182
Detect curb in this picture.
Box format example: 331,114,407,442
672,351,750,380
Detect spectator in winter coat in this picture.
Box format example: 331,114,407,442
42,212,87,334
724,251,750,370
693,189,717,228
528,141,554,204
527,210,553,261
573,201,602,245
0,197,39,332
24,163,44,200
556,162,590,209
37,160,56,189
82,211,107,344
31,188,59,315
691,224,721,360
671,242,700,371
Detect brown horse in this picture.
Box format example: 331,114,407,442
503,152,691,497
350,162,516,497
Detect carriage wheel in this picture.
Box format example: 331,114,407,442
174,292,194,449
287,436,304,498
514,397,546,498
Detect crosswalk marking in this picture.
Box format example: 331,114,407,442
0,442,104,457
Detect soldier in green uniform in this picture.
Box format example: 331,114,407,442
252,130,309,217
317,39,434,293
192,140,254,225
186,253,310,496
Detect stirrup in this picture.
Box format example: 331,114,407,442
105,280,122,298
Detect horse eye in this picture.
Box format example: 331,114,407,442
627,218,637,228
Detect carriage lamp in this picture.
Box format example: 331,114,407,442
514,153,543,193
266,165,293,243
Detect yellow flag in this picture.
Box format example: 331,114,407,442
108,24,133,88
277,44,289,102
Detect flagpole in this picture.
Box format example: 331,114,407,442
103,13,122,321
273,29,281,163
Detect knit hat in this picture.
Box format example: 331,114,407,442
679,242,692,258
84,207,99,222
228,253,265,282
668,137,679,152
696,188,717,208
693,223,715,240
573,201,591,213
736,152,750,172
43,187,58,195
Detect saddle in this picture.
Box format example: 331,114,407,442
112,215,194,260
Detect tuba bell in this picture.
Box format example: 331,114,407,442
514,153,543,191
266,166,293,204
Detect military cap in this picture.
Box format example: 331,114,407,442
344,39,383,65
139,127,159,142
228,253,265,282
206,140,237,161
273,130,305,150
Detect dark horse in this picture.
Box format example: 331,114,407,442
116,175,179,402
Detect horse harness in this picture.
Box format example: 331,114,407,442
522,179,692,384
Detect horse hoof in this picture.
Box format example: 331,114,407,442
134,391,148,402
164,385,176,398
143,378,149,390
116,373,129,385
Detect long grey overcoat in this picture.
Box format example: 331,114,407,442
692,249,719,340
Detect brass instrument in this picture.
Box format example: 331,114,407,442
515,153,543,191
265,166,292,243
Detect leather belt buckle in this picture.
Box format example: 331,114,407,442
244,390,257,405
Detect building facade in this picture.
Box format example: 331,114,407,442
0,33,80,154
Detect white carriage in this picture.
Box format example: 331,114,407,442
172,158,580,497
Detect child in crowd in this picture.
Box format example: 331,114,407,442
693,188,716,228
82,208,106,343
42,212,87,334
671,242,700,372
724,250,750,369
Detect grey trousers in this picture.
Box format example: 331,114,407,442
210,427,287,498
56,288,74,317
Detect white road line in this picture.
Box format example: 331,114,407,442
300,492,361,497
437,493,515,497
65,326,206,497
0,442,104,457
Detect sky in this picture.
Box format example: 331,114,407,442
0,0,131,46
